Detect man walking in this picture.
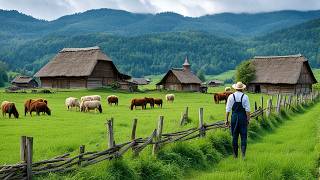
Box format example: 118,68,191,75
225,82,251,159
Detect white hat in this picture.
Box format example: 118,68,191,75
232,82,246,90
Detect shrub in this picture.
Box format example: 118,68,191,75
208,131,232,156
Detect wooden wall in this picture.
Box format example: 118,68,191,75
248,83,312,95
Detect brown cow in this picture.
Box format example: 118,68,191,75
29,102,51,116
107,95,118,106
154,98,163,108
144,97,155,108
24,98,47,116
1,101,19,118
213,92,232,104
130,98,147,110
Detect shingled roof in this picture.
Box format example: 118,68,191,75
157,68,202,85
250,54,317,84
34,46,129,79
11,76,34,84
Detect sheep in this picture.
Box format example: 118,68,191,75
81,95,101,102
165,94,175,103
65,97,80,111
80,100,102,113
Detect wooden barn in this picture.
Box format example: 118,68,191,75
34,46,133,89
247,54,317,94
156,58,202,91
11,76,38,88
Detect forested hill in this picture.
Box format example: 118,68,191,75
2,9,320,37
1,9,320,77
250,18,320,66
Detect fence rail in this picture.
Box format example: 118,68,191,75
1,92,319,180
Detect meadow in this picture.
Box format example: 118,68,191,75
0,87,269,165
191,102,320,180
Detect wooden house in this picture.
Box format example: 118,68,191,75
156,58,202,91
207,80,223,87
34,46,133,89
247,54,317,94
11,76,38,88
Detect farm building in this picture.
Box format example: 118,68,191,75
156,57,202,91
11,76,38,88
34,46,133,89
131,78,151,85
206,80,223,87
247,54,317,94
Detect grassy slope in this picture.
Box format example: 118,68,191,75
0,88,267,164
206,70,235,81
189,103,320,180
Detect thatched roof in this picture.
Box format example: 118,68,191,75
250,54,317,84
11,76,35,84
34,46,129,79
157,68,202,85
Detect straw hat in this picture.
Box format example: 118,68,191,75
232,82,246,90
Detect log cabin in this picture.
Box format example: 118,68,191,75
247,54,317,94
34,46,134,89
156,57,202,91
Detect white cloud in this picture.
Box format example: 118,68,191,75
0,0,319,20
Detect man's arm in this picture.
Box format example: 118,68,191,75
244,95,251,123
225,112,230,127
225,95,233,127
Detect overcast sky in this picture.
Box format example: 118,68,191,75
1,0,320,20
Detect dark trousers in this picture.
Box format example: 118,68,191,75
231,114,248,148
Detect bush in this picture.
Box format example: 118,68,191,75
235,60,255,84
207,131,232,156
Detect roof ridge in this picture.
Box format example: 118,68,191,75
60,46,100,52
254,54,302,59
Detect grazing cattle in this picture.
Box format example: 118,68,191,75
144,97,155,108
130,98,147,110
154,98,163,108
81,95,101,102
80,100,102,113
65,97,80,110
213,92,232,104
166,94,175,103
107,95,118,106
24,98,48,116
29,102,51,116
1,101,19,118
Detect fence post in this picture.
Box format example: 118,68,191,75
260,96,264,115
26,137,33,180
106,118,115,149
152,116,164,155
283,96,287,110
180,107,189,126
288,95,292,108
20,136,27,163
199,108,205,137
276,94,281,114
266,98,272,117
78,145,85,166
131,118,138,141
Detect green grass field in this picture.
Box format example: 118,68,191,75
188,103,320,180
0,87,270,165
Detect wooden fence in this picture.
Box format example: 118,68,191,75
1,92,319,180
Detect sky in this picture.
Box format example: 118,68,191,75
0,0,320,20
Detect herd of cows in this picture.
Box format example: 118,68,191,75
0,94,176,119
